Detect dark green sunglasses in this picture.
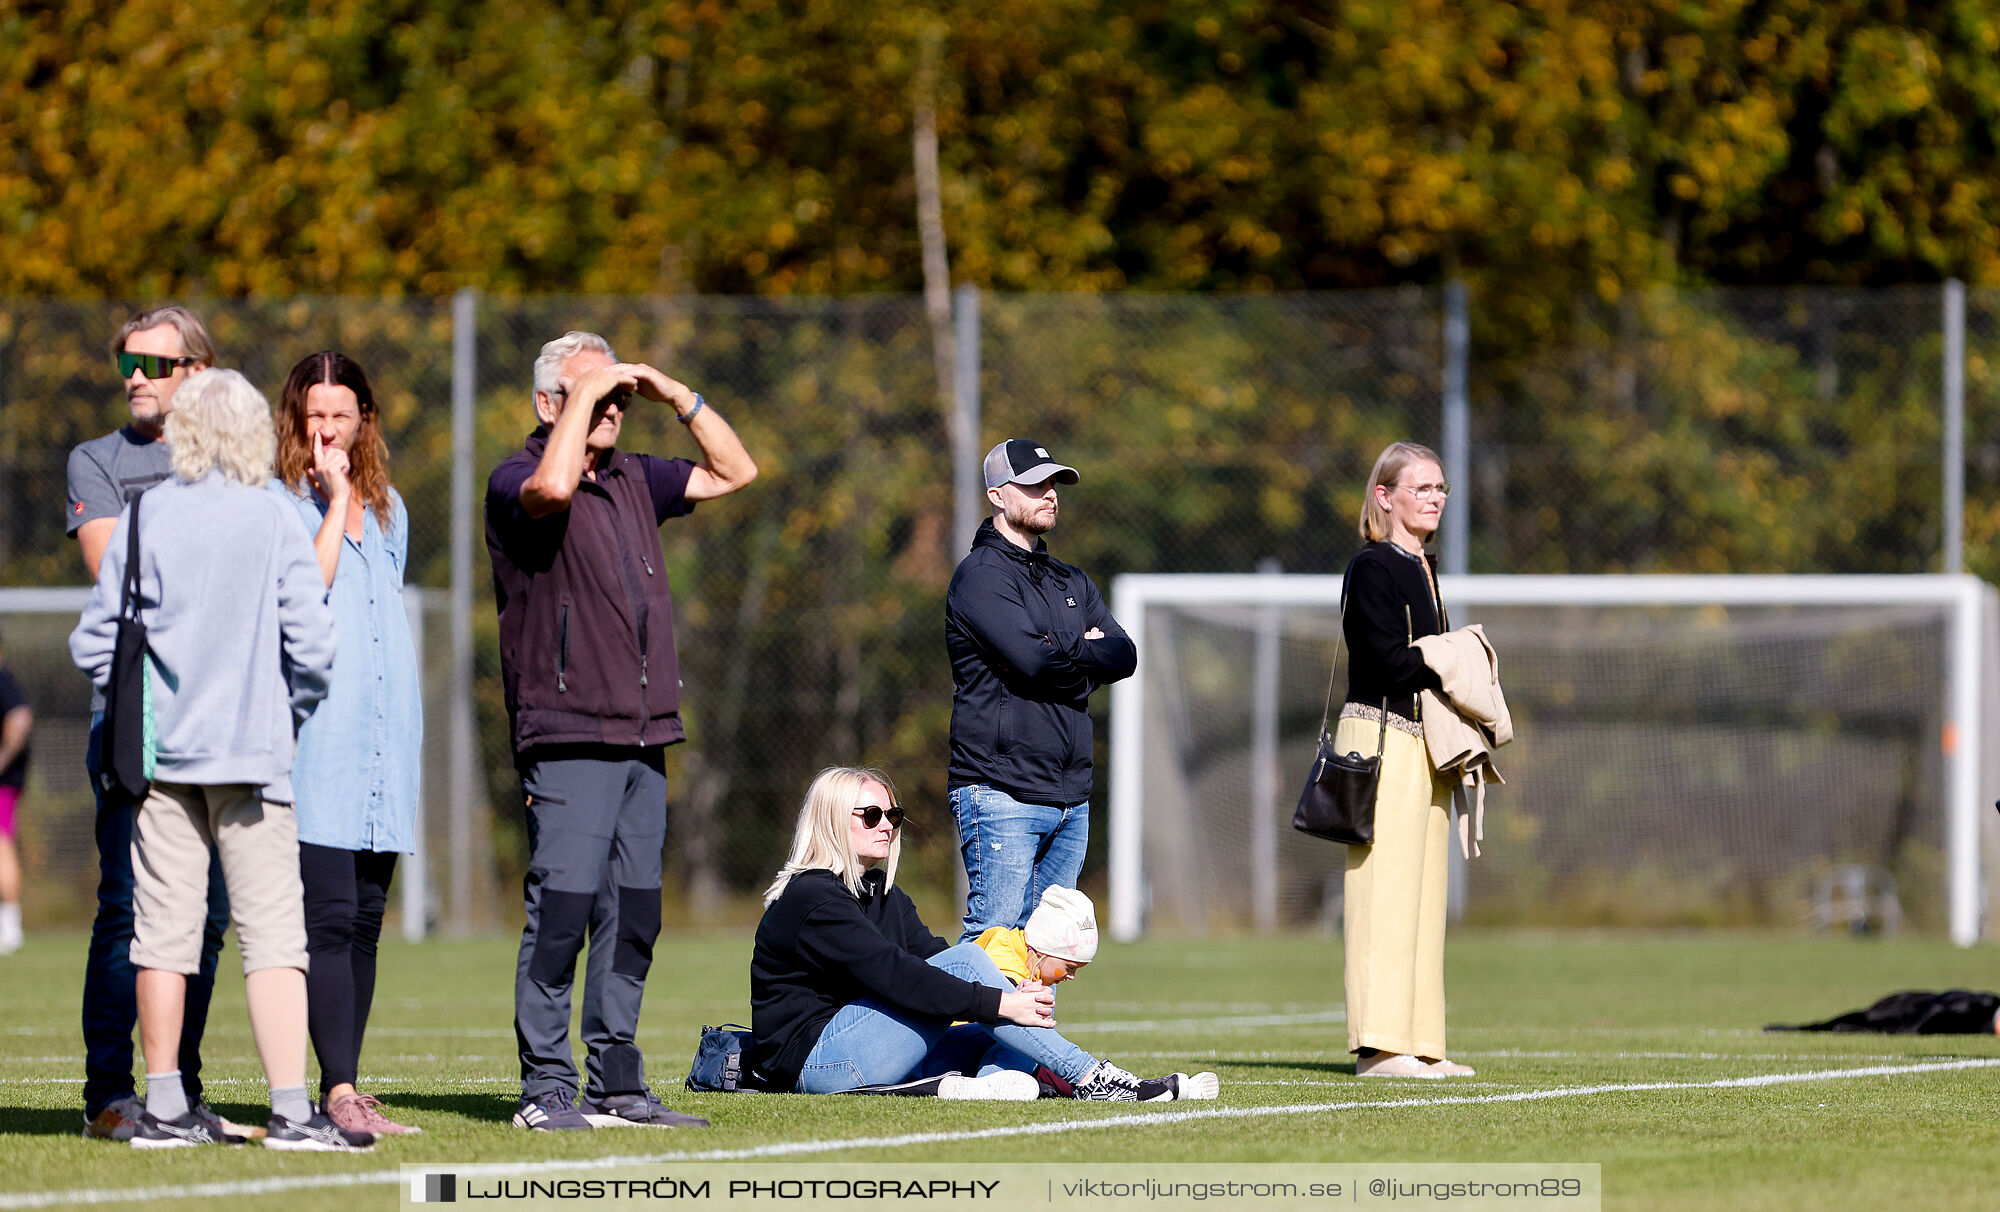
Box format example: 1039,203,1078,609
116,351,198,379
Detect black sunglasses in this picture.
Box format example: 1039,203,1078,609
117,352,198,379
852,805,905,830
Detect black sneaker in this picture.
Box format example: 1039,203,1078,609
1072,1060,1177,1103
580,1089,710,1127
129,1109,231,1149
190,1102,254,1143
513,1087,593,1131
263,1108,375,1152
83,1095,145,1141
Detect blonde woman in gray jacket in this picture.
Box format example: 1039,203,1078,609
70,369,366,1151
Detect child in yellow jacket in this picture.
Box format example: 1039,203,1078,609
967,886,1219,1101
973,885,1098,989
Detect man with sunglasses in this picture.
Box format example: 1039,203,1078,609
945,440,1136,943
486,330,756,1131
63,306,235,1141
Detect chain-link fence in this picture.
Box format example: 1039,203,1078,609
0,287,1992,931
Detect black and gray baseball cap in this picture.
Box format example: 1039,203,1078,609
983,439,1079,490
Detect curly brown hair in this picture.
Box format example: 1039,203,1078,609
275,351,394,530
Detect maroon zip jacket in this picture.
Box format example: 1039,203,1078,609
485,427,698,754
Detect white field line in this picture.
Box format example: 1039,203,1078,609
2,1057,1995,1209
1058,1010,1342,1033
2,1077,525,1087
1232,1080,1522,1089
2,1010,1341,1044
1113,1048,1920,1063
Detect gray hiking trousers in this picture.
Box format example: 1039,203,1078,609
513,747,667,1102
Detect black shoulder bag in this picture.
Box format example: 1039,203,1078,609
1291,588,1386,847
99,494,153,802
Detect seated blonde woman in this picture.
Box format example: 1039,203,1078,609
748,766,1209,1101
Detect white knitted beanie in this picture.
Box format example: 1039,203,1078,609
1024,886,1099,963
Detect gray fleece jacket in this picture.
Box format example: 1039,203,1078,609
70,472,336,803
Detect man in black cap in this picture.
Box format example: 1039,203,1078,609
944,440,1135,942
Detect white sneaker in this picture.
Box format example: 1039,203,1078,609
1177,1071,1221,1100
1421,1058,1476,1077
1355,1052,1443,1079
937,1071,1039,1101
0,903,22,954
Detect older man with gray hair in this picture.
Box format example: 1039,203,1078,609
485,331,755,1131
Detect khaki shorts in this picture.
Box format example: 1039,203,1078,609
129,781,308,976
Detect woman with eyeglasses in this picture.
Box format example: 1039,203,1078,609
749,767,1193,1100
1338,441,1474,1079
269,351,423,1136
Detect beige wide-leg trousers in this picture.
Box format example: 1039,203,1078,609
1338,716,1451,1057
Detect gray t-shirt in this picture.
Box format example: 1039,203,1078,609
66,426,174,536
66,427,174,712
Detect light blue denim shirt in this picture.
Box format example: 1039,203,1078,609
272,480,423,853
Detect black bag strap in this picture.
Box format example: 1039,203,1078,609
1317,567,1389,759
119,494,143,622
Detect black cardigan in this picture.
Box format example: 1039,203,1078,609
1341,541,1445,722
750,868,1004,1091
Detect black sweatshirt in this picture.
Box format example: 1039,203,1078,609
1342,541,1445,722
750,868,1004,1091
945,518,1136,805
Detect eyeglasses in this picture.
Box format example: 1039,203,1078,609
852,805,906,830
117,352,198,379
1394,482,1451,501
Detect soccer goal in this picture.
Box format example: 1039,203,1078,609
1107,574,2000,946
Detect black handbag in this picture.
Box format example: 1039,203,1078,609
1292,591,1387,846
99,494,152,802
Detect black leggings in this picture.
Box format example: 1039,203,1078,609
300,843,398,1098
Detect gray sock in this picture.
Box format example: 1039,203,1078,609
145,1071,189,1122
271,1085,313,1124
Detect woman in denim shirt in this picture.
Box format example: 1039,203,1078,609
271,352,423,1136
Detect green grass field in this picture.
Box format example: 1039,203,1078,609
2,930,1998,1211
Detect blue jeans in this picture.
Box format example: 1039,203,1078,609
950,784,1089,943
81,714,230,1116
794,943,1096,1093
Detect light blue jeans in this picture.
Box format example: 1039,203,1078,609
950,783,1089,943
794,943,1096,1093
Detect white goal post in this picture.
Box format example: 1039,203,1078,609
1108,574,1999,946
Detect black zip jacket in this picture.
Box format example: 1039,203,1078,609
945,519,1135,804
750,868,1004,1091
1342,541,1445,722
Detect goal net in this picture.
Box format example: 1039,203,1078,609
1108,574,2000,944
